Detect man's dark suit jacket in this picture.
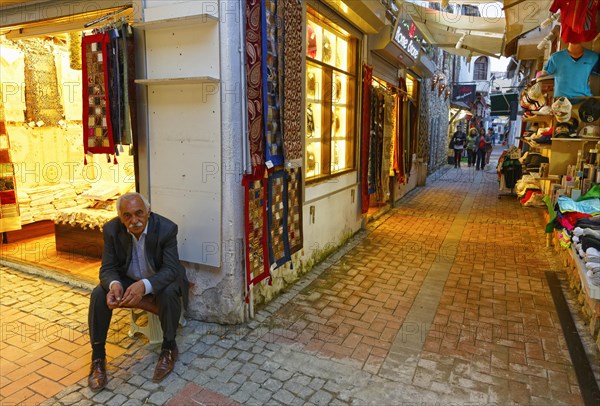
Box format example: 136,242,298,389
100,212,189,308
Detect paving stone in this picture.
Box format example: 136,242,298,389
249,369,270,384
230,389,252,404
272,368,294,381
57,392,84,404
273,388,300,405
147,391,171,405
106,394,128,406
263,377,283,392
309,390,334,406
91,390,115,404
203,345,227,359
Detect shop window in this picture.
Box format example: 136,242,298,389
406,74,419,101
473,56,488,81
306,7,358,180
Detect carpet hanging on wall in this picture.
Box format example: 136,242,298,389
282,0,303,164
360,64,373,213
286,167,303,254
81,32,115,160
267,170,290,269
262,0,284,167
243,176,271,301
21,39,64,126
246,0,266,175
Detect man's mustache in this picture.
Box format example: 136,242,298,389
129,222,143,228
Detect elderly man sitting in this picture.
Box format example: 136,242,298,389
87,192,189,391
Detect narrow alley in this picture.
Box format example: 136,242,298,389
2,152,600,405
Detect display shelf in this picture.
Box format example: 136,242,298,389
525,142,551,149
569,244,600,300
134,13,218,30
550,137,600,142
135,76,220,85
522,115,552,122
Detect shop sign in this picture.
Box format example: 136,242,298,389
452,84,476,105
392,19,421,61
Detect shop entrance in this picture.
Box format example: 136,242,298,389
0,6,136,285
364,73,420,220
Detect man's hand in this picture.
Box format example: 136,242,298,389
106,282,124,310
119,280,146,307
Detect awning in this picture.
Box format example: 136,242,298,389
490,93,518,116
450,101,471,111
402,2,505,57
400,1,554,57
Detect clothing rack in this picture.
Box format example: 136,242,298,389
371,76,408,96
84,5,131,28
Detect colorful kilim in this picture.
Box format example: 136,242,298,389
282,0,303,163
246,0,266,174
262,0,284,167
82,33,115,158
360,65,373,213
286,167,303,254
243,175,270,300
267,170,290,269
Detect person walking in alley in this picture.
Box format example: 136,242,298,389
466,127,478,167
475,130,486,170
485,128,494,165
87,192,189,391
449,124,466,168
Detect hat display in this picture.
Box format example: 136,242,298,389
578,98,600,123
532,106,553,115
579,125,600,138
520,83,546,113
552,97,572,123
555,118,579,138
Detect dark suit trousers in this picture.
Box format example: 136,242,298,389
88,277,182,345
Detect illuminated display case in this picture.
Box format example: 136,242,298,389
305,9,357,180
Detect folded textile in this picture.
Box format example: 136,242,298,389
581,234,600,252
587,271,600,286
585,254,600,263
558,196,600,215
587,246,600,257
582,228,600,239
578,184,600,201
575,216,600,228
585,261,600,271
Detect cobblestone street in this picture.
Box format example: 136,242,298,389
1,159,600,405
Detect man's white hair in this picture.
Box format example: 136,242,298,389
116,192,150,215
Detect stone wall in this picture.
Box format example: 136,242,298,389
419,51,454,174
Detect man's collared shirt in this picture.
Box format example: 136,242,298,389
127,224,155,294
109,224,155,294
